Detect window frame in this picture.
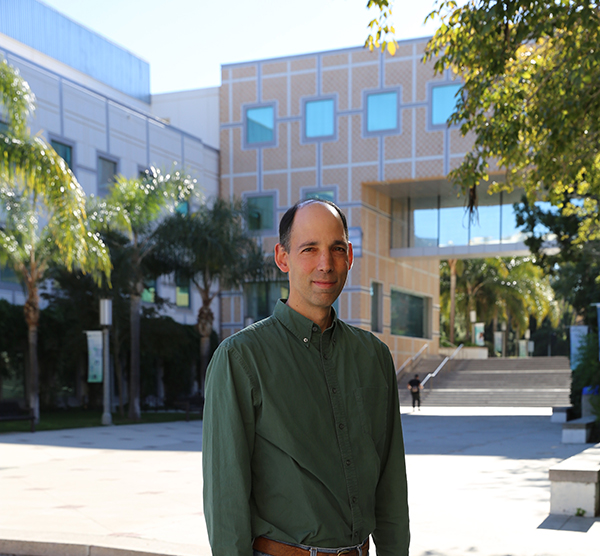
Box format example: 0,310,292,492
49,136,75,170
390,288,432,339
243,191,277,235
242,102,277,149
301,95,337,143
301,186,338,204
428,81,463,130
362,87,401,137
96,153,119,197
175,272,191,309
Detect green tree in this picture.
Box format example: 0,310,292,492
88,169,195,420
152,198,267,389
425,1,600,245
440,257,559,346
0,59,111,421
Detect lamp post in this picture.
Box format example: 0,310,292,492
100,298,112,426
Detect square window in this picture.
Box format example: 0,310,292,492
0,120,9,133
98,156,117,196
431,83,462,126
246,106,274,145
305,99,335,139
51,140,72,169
371,282,383,333
246,195,274,232
367,91,398,133
0,264,19,285
176,201,189,215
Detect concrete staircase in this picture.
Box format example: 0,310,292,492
398,356,571,408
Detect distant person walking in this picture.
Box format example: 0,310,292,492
408,374,423,410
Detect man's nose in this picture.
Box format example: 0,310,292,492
317,250,333,272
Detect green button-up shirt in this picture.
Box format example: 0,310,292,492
202,300,409,556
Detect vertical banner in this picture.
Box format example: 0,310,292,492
569,325,589,370
493,331,503,354
474,323,485,346
518,339,527,358
86,330,103,383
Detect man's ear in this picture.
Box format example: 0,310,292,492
348,241,354,270
274,243,289,273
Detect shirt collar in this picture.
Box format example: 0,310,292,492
273,299,338,348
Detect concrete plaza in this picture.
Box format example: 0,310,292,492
0,408,598,556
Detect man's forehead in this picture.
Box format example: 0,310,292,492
290,202,346,240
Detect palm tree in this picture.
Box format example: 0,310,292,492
152,198,268,390
88,169,195,420
0,59,111,420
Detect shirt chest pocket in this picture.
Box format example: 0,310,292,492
354,386,388,447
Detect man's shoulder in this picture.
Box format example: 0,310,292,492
218,315,281,352
337,319,389,349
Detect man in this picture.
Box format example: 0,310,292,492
407,374,423,411
203,200,410,556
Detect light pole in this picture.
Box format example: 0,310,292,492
100,298,112,426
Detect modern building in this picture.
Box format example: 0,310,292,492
0,0,219,327
219,43,530,366
0,0,533,368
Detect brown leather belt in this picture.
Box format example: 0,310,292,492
253,536,369,556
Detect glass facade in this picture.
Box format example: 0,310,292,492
97,156,117,197
367,91,398,132
244,280,289,323
51,140,72,168
246,106,274,145
392,189,533,250
247,195,274,231
391,290,428,338
305,99,334,138
0,264,19,285
431,83,461,126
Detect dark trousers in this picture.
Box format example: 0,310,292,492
411,391,420,408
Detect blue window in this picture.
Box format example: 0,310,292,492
175,272,190,308
247,195,274,232
142,279,156,303
303,189,335,203
51,140,72,169
367,91,398,132
431,83,462,126
246,106,274,145
98,156,117,197
305,99,334,138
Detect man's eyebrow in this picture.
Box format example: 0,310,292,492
297,241,318,250
297,239,348,250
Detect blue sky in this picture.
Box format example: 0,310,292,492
40,0,444,94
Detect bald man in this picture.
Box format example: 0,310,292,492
203,200,409,556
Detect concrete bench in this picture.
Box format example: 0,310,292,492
552,406,573,423
561,416,596,444
549,443,600,517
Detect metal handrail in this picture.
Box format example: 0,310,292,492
396,344,429,380
421,343,464,388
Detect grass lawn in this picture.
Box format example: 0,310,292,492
0,408,201,434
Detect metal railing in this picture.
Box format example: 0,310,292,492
396,344,429,382
421,344,464,389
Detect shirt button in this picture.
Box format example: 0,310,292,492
339,423,345,430
303,338,308,343
332,387,337,394
312,326,318,332
346,459,351,466
352,496,357,503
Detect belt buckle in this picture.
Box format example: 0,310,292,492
336,551,350,556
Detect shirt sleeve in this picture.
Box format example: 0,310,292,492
372,347,410,556
202,342,258,556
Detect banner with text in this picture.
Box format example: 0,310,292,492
86,330,103,383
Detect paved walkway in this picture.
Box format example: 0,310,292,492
0,408,598,556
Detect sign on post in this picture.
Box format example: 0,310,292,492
85,330,103,383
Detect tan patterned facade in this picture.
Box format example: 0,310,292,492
218,39,476,367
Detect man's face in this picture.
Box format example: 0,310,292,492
275,202,353,323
